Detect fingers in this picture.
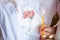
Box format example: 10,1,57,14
23,11,30,18
39,24,55,36
44,27,52,36
38,24,49,33
40,31,51,36
44,27,52,33
23,10,34,18
25,10,34,18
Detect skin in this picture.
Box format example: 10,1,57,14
38,24,55,36
23,10,34,18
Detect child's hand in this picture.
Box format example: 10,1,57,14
38,24,55,37
23,10,34,18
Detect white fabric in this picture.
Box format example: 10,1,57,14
0,0,57,40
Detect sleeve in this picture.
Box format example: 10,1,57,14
0,2,4,28
24,14,41,40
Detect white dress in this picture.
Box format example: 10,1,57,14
0,0,57,40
